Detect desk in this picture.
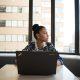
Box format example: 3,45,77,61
0,64,79,80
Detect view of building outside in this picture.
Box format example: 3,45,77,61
0,0,75,53
0,0,29,51
55,0,75,53
33,0,51,42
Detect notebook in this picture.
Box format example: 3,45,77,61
16,51,57,75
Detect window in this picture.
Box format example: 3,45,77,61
18,7,22,13
0,6,6,12
6,7,12,13
0,0,29,51
55,8,64,13
6,20,12,27
22,7,28,13
0,35,5,41
5,6,28,13
24,35,28,42
33,0,51,42
12,7,18,13
56,0,63,3
24,21,28,27
0,20,29,27
12,21,17,27
55,0,75,53
18,21,23,27
0,20,6,27
17,35,24,41
6,35,11,41
12,35,17,41
0,0,78,53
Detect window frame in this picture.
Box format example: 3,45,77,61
75,0,79,55
0,0,79,55
51,0,79,55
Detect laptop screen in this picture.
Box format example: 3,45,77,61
16,51,57,75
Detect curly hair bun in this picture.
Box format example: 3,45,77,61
32,24,40,32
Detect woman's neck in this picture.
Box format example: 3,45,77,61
36,41,44,49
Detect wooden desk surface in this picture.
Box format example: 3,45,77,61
0,64,79,80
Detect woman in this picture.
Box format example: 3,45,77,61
23,24,63,66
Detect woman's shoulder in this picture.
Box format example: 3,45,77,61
46,42,54,47
46,42,56,51
26,42,35,48
22,42,35,51
29,42,35,45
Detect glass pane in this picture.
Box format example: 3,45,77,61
22,7,28,13
0,20,6,27
33,0,51,42
6,20,12,27
12,20,17,27
6,7,12,13
17,35,24,41
18,7,22,13
12,7,18,13
23,35,28,42
24,21,28,27
18,21,23,27
6,35,11,41
12,35,17,41
0,6,6,12
55,0,75,53
0,35,5,41
0,0,29,51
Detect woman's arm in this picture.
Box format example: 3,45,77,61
47,42,63,65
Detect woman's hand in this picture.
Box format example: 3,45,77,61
57,60,62,66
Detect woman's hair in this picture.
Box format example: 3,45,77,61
32,24,45,39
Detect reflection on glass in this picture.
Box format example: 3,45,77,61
55,0,75,53
22,7,28,13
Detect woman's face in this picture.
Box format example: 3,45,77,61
37,28,49,42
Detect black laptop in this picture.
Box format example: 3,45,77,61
16,51,57,75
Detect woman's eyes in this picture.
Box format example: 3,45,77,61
43,32,46,34
44,32,47,34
